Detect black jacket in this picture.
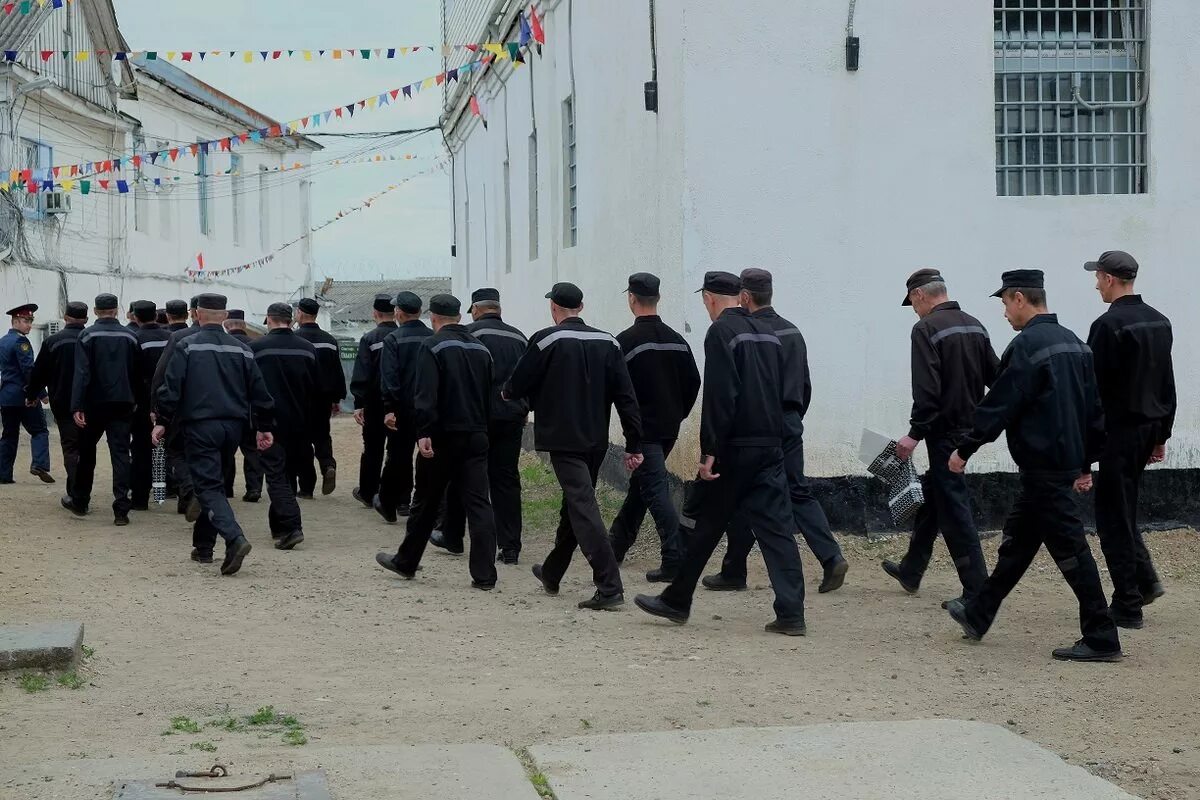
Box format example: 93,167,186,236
505,316,642,453
908,301,1000,441
350,321,399,410
71,318,140,412
151,324,204,411
468,313,529,424
379,320,434,416
957,314,1105,474
228,329,252,346
295,322,347,405
155,324,275,432
751,307,814,420
1087,295,1175,441
412,324,492,438
700,307,786,456
25,323,84,418
134,324,171,410
251,328,321,434
616,314,700,442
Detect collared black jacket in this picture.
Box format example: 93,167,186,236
25,322,84,418
134,323,172,411
1087,295,1175,441
505,316,642,454
156,324,275,432
350,320,399,411
379,320,434,417
957,314,1104,474
71,317,140,413
908,301,1000,441
295,322,347,405
228,329,252,346
467,313,529,424
151,324,204,411
616,314,700,442
412,324,492,438
700,307,786,456
751,307,814,420
251,328,321,434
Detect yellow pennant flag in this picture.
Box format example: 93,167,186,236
303,50,313,61
166,52,176,61
366,96,378,108
484,43,504,56
399,47,410,56
243,51,253,63
333,49,343,60
75,51,89,61
62,180,74,192
9,170,18,183
422,77,435,89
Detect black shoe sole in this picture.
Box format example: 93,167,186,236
945,601,983,641
700,576,747,592
375,553,416,579
1141,586,1165,606
472,582,496,591
242,495,260,503
633,594,689,624
1113,617,1144,630
352,489,373,509
220,540,252,576
531,565,559,596
190,554,214,564
275,532,305,551
114,517,130,527
881,561,919,594
321,467,337,496
819,559,849,594
430,536,464,555
31,469,55,484
579,595,624,611
765,622,807,636
373,498,398,524
185,498,202,523
397,505,411,517
1052,649,1124,663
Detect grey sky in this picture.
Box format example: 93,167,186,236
115,0,450,281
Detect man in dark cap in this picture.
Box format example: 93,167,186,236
607,272,700,582
636,272,809,635
221,310,265,502
1,303,52,485
432,288,530,563
25,302,88,495
251,302,321,550
1083,251,1174,628
68,294,140,525
350,293,401,508
125,302,142,332
880,269,997,607
946,270,1121,662
153,298,208,516
505,282,643,610
154,293,275,575
165,300,189,332
375,291,433,520
376,294,499,588
156,309,168,326
293,297,345,497
130,300,171,510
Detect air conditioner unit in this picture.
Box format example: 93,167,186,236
44,192,71,215
45,321,63,336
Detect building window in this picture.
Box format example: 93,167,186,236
995,0,1148,197
528,132,539,261
503,159,513,274
562,95,577,247
230,154,243,245
198,150,212,236
259,166,271,250
19,138,52,220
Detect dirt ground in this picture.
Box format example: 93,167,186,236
1,417,1198,799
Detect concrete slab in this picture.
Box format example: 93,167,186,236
0,621,83,671
530,720,1138,800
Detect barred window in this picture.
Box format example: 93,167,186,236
995,1,1148,197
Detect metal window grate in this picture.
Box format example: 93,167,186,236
563,95,577,247
994,0,1148,197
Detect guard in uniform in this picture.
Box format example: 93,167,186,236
294,297,346,496
350,294,400,508
375,292,433,519
251,303,321,550
608,273,700,582
946,270,1121,662
165,300,189,332
376,294,499,589
68,294,139,525
25,302,88,496
1084,251,1175,627
153,299,205,516
131,300,170,510
223,310,265,501
0,303,52,484
635,272,808,635
883,269,997,604
154,293,275,576
505,282,643,610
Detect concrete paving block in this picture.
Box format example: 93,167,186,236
530,720,1138,800
0,622,83,672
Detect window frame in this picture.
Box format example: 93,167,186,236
19,138,52,220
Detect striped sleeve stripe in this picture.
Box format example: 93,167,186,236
624,341,690,362
536,330,619,350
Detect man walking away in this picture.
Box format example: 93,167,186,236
153,299,204,517
223,310,265,501
0,303,52,485
376,292,434,520
505,282,644,610
25,303,87,496
1084,251,1174,628
294,297,346,496
946,270,1120,663
350,294,399,508
131,301,170,510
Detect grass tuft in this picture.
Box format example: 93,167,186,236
190,741,217,753
170,716,201,733
19,673,49,693
57,671,86,690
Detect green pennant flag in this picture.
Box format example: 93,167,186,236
360,49,370,59
506,42,520,60
80,181,91,195
20,1,30,14
146,51,157,60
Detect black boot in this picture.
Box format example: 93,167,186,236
429,530,464,555
881,560,919,594
1051,639,1123,663
220,536,252,576
375,552,416,580
634,594,689,624
578,591,624,611
645,566,677,583
373,495,397,524
275,530,305,551
818,558,849,594
765,618,807,636
531,563,559,596
701,573,747,591
945,598,983,641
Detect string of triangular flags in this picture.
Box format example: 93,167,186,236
1,42,539,63
186,253,275,281
2,0,74,14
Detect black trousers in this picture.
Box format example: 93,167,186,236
542,450,624,597
167,425,193,503
962,472,1120,652
895,435,989,598
186,419,247,553
74,404,133,516
259,433,303,536
394,431,498,585
376,416,417,512
54,413,82,500
224,440,264,497
1095,421,1163,619
298,411,336,495
662,447,806,622
440,420,525,555
610,439,683,570
130,408,154,507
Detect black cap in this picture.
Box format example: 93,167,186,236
546,282,584,308
901,268,944,306
95,293,119,311
132,300,157,323
165,300,188,317
65,302,88,320
197,293,227,311
991,269,1045,298
394,291,422,314
626,273,660,297
429,294,461,316
156,310,168,325
471,287,500,304
7,303,37,317
695,271,741,296
373,293,395,314
227,309,245,321
266,302,293,320
1084,250,1138,281
296,297,320,315
189,296,200,310
740,268,773,294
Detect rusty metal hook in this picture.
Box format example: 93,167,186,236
174,765,229,779
155,773,293,793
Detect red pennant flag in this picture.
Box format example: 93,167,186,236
40,51,53,61
26,180,37,194
272,50,281,59
269,125,281,137
182,52,192,61
188,144,199,156
389,89,400,100
70,165,78,176
436,73,445,86
220,138,231,151
470,95,482,118
20,168,31,182
300,117,309,128
530,6,546,44
334,107,343,118
169,148,179,161
100,160,112,173
3,4,15,14
238,133,249,144
99,179,110,190
52,166,60,178
465,44,478,52
132,155,141,168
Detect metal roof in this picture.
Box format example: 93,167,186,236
0,3,53,50
315,278,451,323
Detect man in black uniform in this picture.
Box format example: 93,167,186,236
294,297,345,496
165,300,189,333
25,302,88,498
883,269,997,605
946,270,1121,662
1083,251,1174,628
130,300,170,510
68,294,139,525
154,298,203,516
376,294,499,589
223,310,265,502
431,288,529,564
608,273,700,582
124,303,141,332
505,282,643,610
376,292,433,520
154,293,275,575
251,303,321,551
636,272,808,635
351,294,399,508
